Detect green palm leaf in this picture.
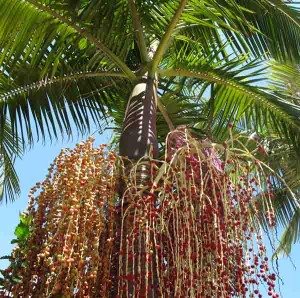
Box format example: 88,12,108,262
160,63,300,146
0,121,21,203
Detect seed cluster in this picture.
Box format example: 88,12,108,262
117,128,278,297
2,138,117,297
1,130,279,297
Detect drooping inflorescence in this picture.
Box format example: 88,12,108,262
0,130,280,297
0,138,118,297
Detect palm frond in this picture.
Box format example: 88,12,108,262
248,138,300,257
238,0,300,61
159,62,300,149
270,60,300,102
141,0,300,63
255,187,300,257
0,66,132,145
0,0,135,78
274,207,300,257
0,121,21,203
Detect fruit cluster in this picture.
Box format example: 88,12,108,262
1,130,279,297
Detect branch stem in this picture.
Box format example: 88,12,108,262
156,97,175,131
149,0,188,76
128,0,149,64
0,71,127,101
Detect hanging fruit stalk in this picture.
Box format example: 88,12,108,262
0,130,282,298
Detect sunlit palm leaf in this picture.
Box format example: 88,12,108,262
160,63,300,147
270,60,300,102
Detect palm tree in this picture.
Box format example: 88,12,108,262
1,0,300,296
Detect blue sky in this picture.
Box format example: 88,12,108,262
0,132,300,297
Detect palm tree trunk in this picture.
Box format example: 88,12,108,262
119,75,158,160
110,75,159,297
